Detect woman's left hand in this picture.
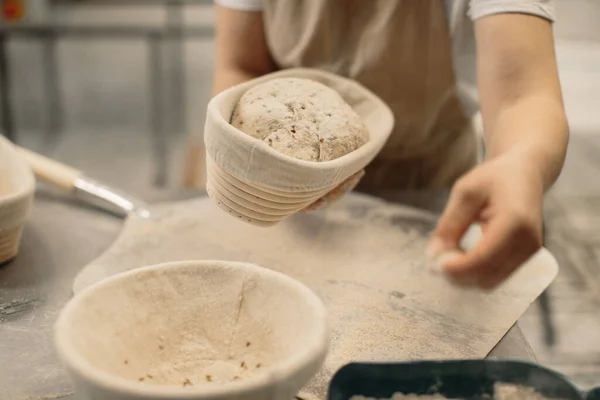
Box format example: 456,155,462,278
304,170,365,212
427,150,545,290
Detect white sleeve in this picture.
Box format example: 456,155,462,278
214,0,264,12
468,0,555,21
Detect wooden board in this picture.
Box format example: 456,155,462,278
74,193,558,400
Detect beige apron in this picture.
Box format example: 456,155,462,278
262,0,479,192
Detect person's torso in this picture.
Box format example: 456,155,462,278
262,0,478,189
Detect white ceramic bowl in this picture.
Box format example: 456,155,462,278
204,68,394,226
55,260,329,400
0,135,35,264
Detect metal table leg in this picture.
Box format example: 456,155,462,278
0,33,16,142
42,33,64,151
149,33,168,187
166,0,186,137
538,221,556,347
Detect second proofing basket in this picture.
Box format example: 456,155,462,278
204,68,394,226
0,135,35,264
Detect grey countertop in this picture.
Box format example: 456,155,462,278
0,189,536,400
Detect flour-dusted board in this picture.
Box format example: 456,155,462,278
73,193,557,400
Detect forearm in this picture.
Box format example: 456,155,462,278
484,96,568,189
185,66,267,186
212,67,267,96
476,13,568,190
212,6,275,96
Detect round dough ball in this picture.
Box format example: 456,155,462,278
230,78,369,162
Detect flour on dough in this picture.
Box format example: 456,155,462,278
231,78,369,162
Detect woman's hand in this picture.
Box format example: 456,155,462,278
428,148,545,290
304,170,365,211
431,12,569,289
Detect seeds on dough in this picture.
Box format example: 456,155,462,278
231,77,369,162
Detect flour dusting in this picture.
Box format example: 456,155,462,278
75,194,556,399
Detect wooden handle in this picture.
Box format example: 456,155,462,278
15,146,83,191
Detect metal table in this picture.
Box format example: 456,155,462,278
0,190,536,400
0,0,215,186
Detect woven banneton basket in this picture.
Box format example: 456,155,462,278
0,135,35,264
204,68,394,227
55,260,328,400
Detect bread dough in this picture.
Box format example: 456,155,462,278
231,78,369,162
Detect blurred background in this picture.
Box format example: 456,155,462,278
1,0,600,389
0,0,215,197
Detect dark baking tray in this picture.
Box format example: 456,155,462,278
328,360,600,400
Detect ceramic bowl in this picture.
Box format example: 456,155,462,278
55,260,329,400
203,68,394,226
0,135,35,265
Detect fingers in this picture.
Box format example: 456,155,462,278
428,179,486,257
440,217,513,288
304,197,327,212
429,175,541,290
303,170,365,212
441,213,541,290
340,169,365,192
426,158,544,290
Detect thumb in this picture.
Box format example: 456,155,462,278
428,181,486,257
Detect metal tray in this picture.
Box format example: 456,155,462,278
328,360,600,400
